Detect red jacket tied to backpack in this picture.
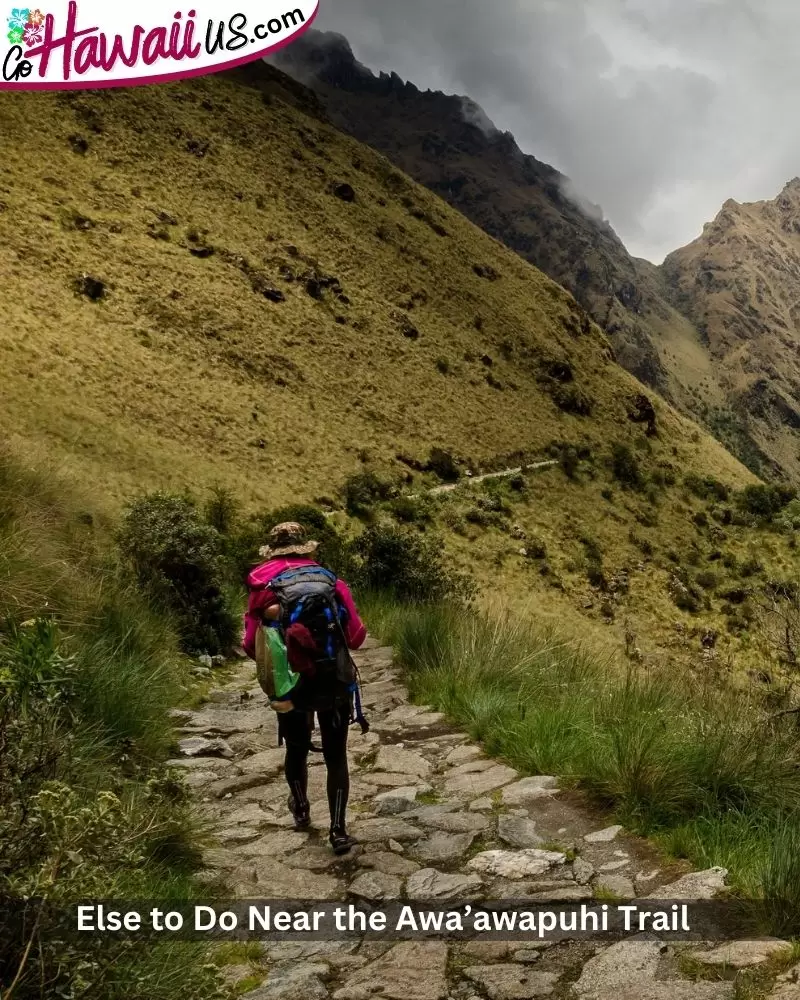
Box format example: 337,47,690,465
242,557,367,661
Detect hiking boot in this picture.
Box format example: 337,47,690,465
330,829,357,856
287,795,310,831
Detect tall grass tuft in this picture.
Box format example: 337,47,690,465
365,596,800,927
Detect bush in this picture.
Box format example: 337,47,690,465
118,492,236,655
388,496,430,525
426,447,460,483
353,523,473,603
559,447,580,480
611,443,644,490
684,474,730,502
342,471,396,518
737,484,796,521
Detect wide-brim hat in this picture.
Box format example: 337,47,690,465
259,521,320,559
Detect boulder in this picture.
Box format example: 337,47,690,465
351,818,422,843
498,816,544,849
693,939,792,969
374,786,427,815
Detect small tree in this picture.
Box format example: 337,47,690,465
755,582,800,669
118,492,236,655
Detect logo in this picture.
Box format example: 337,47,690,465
1,0,318,89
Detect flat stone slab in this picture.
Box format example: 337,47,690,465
446,744,484,766
649,867,728,900
446,759,499,776
413,831,477,864
584,825,623,844
334,941,449,1000
374,746,433,779
498,816,544,849
595,875,635,898
209,772,275,798
415,809,490,834
181,709,264,736
693,939,792,969
348,871,403,902
573,937,662,996
374,786,428,815
468,850,566,880
231,859,343,899
463,964,558,999
444,764,518,797
351,818,423,843
238,831,310,857
242,961,329,1000
358,852,420,877
501,777,559,806
362,773,427,788
238,749,287,775
406,868,484,901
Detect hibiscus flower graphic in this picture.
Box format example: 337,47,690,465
27,7,44,26
7,8,30,31
23,20,41,45
7,25,23,44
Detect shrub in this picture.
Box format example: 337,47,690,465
352,523,473,603
696,570,718,592
118,491,236,655
778,498,800,531
693,511,709,529
611,443,644,490
342,471,396,518
737,484,796,521
559,447,580,479
388,495,430,525
203,484,239,535
427,447,460,482
684,474,730,502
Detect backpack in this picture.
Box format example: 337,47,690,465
264,565,369,732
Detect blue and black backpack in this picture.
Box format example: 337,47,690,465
268,565,369,733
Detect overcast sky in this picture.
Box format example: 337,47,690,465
315,0,800,263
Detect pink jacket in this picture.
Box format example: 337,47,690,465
242,557,367,660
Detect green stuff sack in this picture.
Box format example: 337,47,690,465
255,625,299,700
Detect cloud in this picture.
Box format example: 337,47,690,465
314,0,800,262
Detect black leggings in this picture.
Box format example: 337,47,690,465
279,704,350,833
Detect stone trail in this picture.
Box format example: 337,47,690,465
173,639,797,1000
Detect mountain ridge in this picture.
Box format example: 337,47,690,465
272,29,800,484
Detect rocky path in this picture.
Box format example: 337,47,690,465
170,640,797,1000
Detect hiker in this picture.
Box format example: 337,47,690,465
242,522,367,855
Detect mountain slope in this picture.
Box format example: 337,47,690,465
271,30,792,482
5,63,796,673
270,31,707,396
0,65,745,505
664,179,800,481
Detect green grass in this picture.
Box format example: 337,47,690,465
0,449,220,999
364,595,800,933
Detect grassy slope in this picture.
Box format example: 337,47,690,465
4,66,797,672
0,70,747,502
